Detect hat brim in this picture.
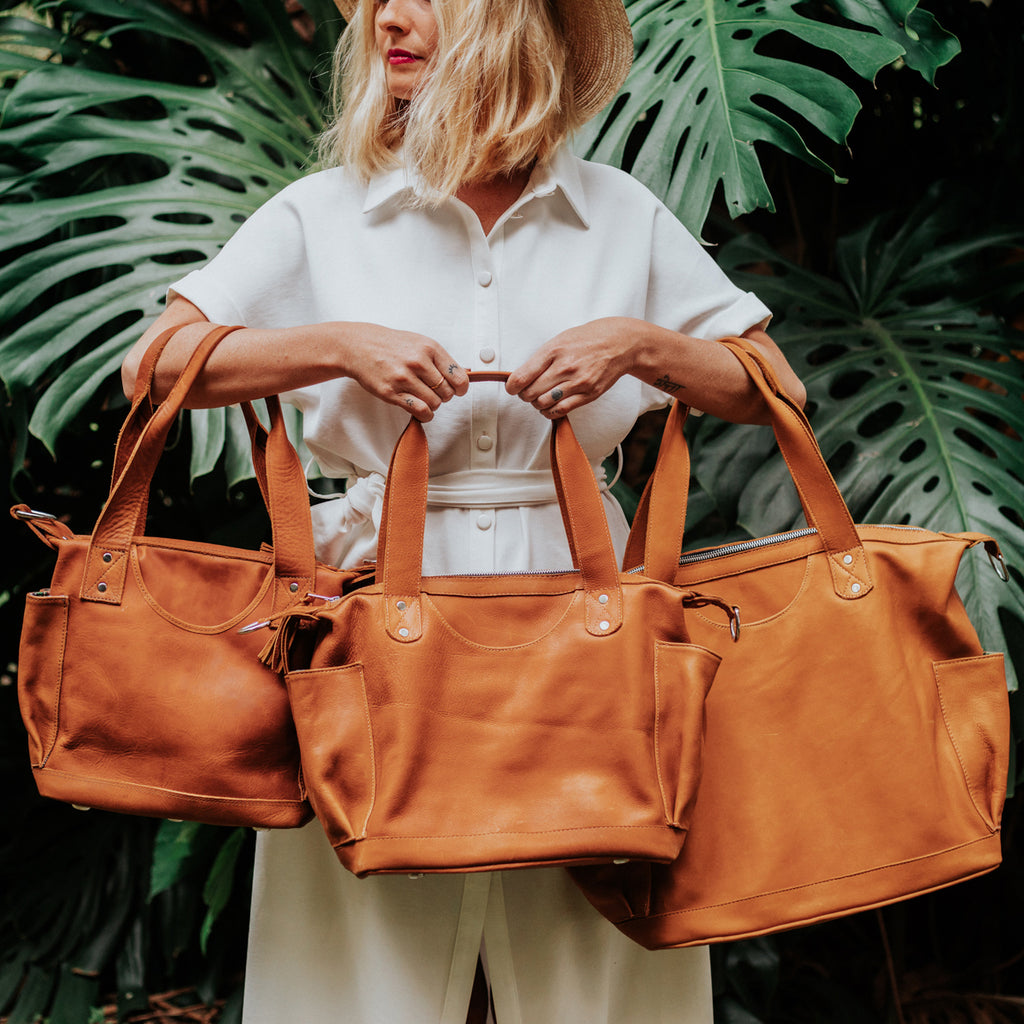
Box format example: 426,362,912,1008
330,0,632,121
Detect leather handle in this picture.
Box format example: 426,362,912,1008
83,325,316,607
378,388,623,642
630,337,872,600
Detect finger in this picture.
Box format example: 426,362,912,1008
506,352,555,398
396,392,436,422
435,357,469,397
531,381,572,411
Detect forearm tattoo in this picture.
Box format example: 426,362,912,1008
654,374,686,394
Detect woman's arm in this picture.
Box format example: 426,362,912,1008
504,317,805,425
121,297,469,421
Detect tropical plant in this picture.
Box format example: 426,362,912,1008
0,0,958,470
2,0,1021,1021
690,196,1024,694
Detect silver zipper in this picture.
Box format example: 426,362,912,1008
627,523,932,575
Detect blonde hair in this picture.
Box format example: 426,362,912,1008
317,0,583,200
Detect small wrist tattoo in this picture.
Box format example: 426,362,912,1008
654,374,685,394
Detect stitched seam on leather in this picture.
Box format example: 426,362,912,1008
933,656,998,832
356,664,377,840
35,767,306,804
690,556,814,630
653,642,672,826
87,549,126,602
34,594,68,768
342,824,674,842
639,833,1000,920
130,547,275,633
352,698,653,731
420,591,580,650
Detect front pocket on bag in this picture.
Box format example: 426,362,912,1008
933,653,1009,831
17,592,69,767
284,665,377,847
653,641,721,828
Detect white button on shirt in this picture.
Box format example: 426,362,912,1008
172,144,769,577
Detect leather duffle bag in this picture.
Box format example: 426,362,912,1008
12,323,367,828
571,337,1010,948
258,382,729,876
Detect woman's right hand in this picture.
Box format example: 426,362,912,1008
336,323,469,421
122,298,468,420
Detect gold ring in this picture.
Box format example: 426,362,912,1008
429,376,446,391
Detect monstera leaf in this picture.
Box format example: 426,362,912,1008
0,0,341,480
577,0,958,235
692,197,1024,687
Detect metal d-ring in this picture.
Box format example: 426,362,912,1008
13,508,58,521
988,548,1010,583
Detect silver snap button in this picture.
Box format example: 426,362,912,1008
97,582,107,593
399,627,410,638
851,583,861,594
289,582,299,593
102,552,113,563
598,594,609,605
843,554,853,565
599,620,610,631
397,600,407,611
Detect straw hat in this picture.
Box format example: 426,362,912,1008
331,0,634,121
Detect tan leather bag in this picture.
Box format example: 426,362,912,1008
12,324,363,827
262,395,726,876
571,338,1010,948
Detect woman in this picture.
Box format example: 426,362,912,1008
123,0,804,1020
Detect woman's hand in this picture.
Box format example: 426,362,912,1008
505,317,806,424
336,323,470,422
121,298,469,419
504,317,639,418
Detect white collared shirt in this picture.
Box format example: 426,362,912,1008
171,146,770,574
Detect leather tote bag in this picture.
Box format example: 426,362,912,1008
12,324,360,828
260,384,727,876
572,338,1010,948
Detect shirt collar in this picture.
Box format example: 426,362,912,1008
360,143,590,227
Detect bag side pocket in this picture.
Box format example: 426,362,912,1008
654,641,721,829
284,664,376,848
17,593,70,768
933,653,1008,831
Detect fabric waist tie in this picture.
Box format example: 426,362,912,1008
425,467,608,508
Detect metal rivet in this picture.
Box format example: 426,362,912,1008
396,600,407,611
851,583,862,594
843,554,853,565
97,582,107,593
399,627,410,638
613,858,629,865
72,804,91,811
102,552,113,563
289,582,299,593
598,594,609,605
599,620,610,631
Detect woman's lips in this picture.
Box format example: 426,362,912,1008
388,49,419,64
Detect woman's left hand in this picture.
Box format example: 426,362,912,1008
505,317,638,418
